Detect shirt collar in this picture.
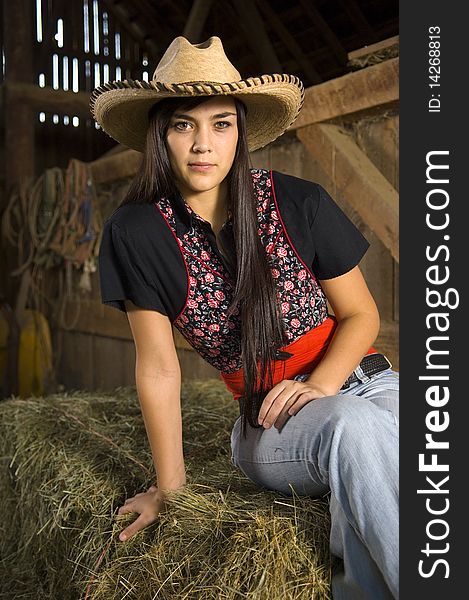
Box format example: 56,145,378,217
169,189,233,237
168,189,193,237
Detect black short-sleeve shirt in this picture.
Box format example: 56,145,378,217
98,169,369,373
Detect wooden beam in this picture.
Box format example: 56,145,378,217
2,82,92,120
289,58,398,130
296,123,399,262
90,149,142,184
348,35,399,61
183,0,216,42
280,33,393,77
3,0,35,194
298,0,348,66
61,298,131,340
35,45,138,74
255,0,322,83
232,0,282,73
61,297,193,351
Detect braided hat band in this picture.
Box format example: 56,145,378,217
90,36,304,153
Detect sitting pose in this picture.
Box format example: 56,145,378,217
94,36,399,600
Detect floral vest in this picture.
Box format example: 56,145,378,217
154,169,328,373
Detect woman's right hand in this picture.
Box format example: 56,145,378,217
116,485,167,542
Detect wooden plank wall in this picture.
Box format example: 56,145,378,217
53,110,399,393
53,297,220,392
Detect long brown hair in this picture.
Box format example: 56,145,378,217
120,95,287,437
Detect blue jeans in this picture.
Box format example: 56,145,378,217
230,366,399,600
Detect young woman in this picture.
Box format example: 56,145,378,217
93,36,399,600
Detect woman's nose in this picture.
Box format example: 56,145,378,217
192,126,212,152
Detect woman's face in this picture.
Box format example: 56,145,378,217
165,96,238,200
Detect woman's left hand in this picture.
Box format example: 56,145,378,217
257,380,333,431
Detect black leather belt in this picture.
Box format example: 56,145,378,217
340,353,392,389
292,352,392,388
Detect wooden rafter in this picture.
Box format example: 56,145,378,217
2,81,92,120
232,0,282,73
348,35,399,61
183,0,216,42
290,58,398,129
338,0,379,43
278,23,396,78
297,123,399,262
255,0,322,83
298,0,348,66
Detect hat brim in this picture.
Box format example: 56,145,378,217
90,75,304,153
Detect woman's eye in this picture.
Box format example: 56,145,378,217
174,121,191,131
215,121,230,129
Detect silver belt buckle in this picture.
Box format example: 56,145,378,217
381,354,393,370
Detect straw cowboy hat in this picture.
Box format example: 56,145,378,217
90,36,304,153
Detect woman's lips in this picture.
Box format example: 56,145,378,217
188,163,215,172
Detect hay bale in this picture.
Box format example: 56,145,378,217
0,380,332,599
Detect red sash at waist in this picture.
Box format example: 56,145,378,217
220,316,377,400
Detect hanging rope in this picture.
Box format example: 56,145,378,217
1,158,104,335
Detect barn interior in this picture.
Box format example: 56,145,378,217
0,1,399,598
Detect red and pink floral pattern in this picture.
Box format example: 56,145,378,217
155,169,328,373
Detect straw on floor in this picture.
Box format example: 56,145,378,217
0,379,333,599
